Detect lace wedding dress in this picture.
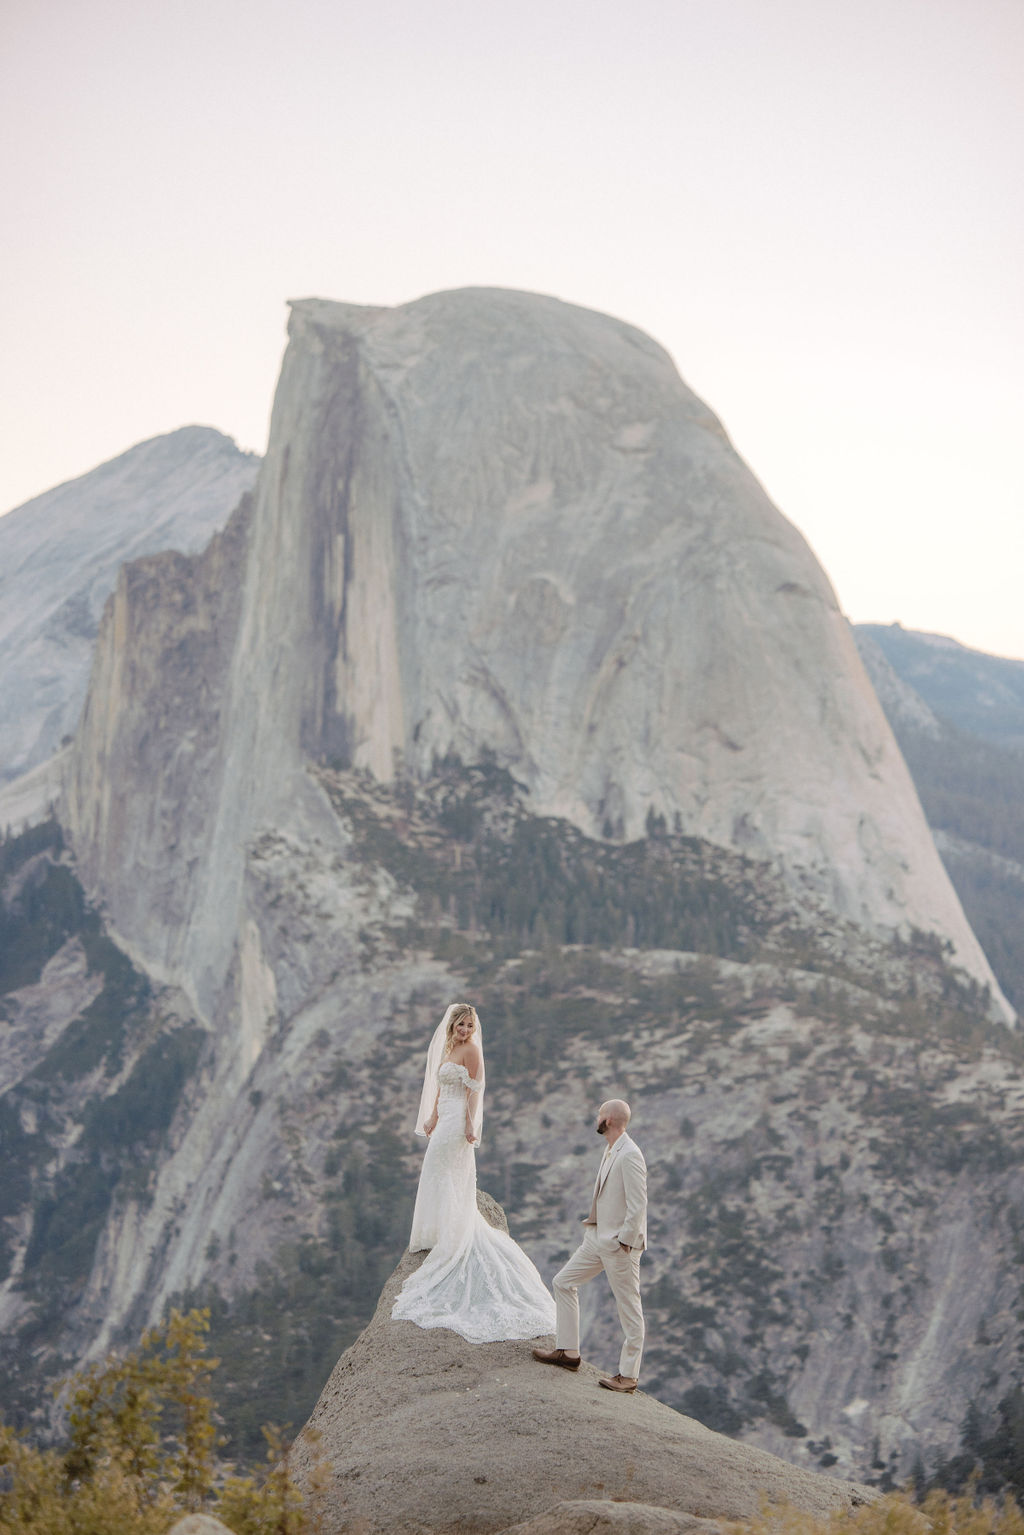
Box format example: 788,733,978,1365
391,1061,556,1342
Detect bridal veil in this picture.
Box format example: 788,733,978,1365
414,1002,486,1144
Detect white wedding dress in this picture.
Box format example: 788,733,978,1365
391,1061,556,1342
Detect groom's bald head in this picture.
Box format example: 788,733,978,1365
599,1099,631,1129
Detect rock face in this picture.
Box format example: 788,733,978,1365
168,1516,236,1528
166,1518,236,1535
0,749,68,832
500,1504,721,1535
64,491,256,1012
0,425,259,784
62,289,1005,1018
290,1194,873,1535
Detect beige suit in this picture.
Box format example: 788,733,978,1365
553,1132,647,1380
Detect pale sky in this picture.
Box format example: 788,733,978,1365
3,0,1022,657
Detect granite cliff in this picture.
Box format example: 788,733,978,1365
62,290,1005,1015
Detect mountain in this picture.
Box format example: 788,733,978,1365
1,290,1020,1491
858,624,1024,752
62,290,1004,1012
854,628,1024,1012
0,426,260,785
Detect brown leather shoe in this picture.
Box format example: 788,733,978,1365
532,1346,581,1371
598,1374,638,1392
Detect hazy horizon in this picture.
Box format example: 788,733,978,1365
3,0,1021,658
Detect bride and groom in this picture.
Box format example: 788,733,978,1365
391,1003,648,1393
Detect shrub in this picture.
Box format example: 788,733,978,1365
726,1489,1024,1535
0,1308,321,1535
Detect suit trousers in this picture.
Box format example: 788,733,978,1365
553,1229,645,1380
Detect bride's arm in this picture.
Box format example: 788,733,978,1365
425,1086,440,1135
463,1044,483,1141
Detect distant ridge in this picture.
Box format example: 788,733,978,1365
0,426,260,782
857,623,1024,751
855,623,1024,1011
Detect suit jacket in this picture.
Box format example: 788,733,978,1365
584,1132,648,1253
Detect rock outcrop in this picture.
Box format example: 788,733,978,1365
0,425,259,784
500,1504,722,1535
62,290,1006,1020
167,1518,235,1535
290,1194,873,1535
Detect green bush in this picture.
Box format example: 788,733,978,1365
0,1309,322,1535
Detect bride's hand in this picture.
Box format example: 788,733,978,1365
465,1123,477,1144
425,1113,438,1136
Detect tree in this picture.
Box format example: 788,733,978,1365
0,1308,321,1535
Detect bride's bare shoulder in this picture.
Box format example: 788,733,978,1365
461,1042,483,1077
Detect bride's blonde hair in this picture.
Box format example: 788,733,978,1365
443,1003,479,1056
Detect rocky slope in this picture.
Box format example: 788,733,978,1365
0,426,259,784
2,768,1020,1487
289,1192,873,1534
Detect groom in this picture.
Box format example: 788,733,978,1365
533,1098,647,1393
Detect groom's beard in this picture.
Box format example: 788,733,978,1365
596,1120,608,1135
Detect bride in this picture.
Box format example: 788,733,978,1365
391,1003,556,1343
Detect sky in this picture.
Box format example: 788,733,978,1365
2,0,1022,657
